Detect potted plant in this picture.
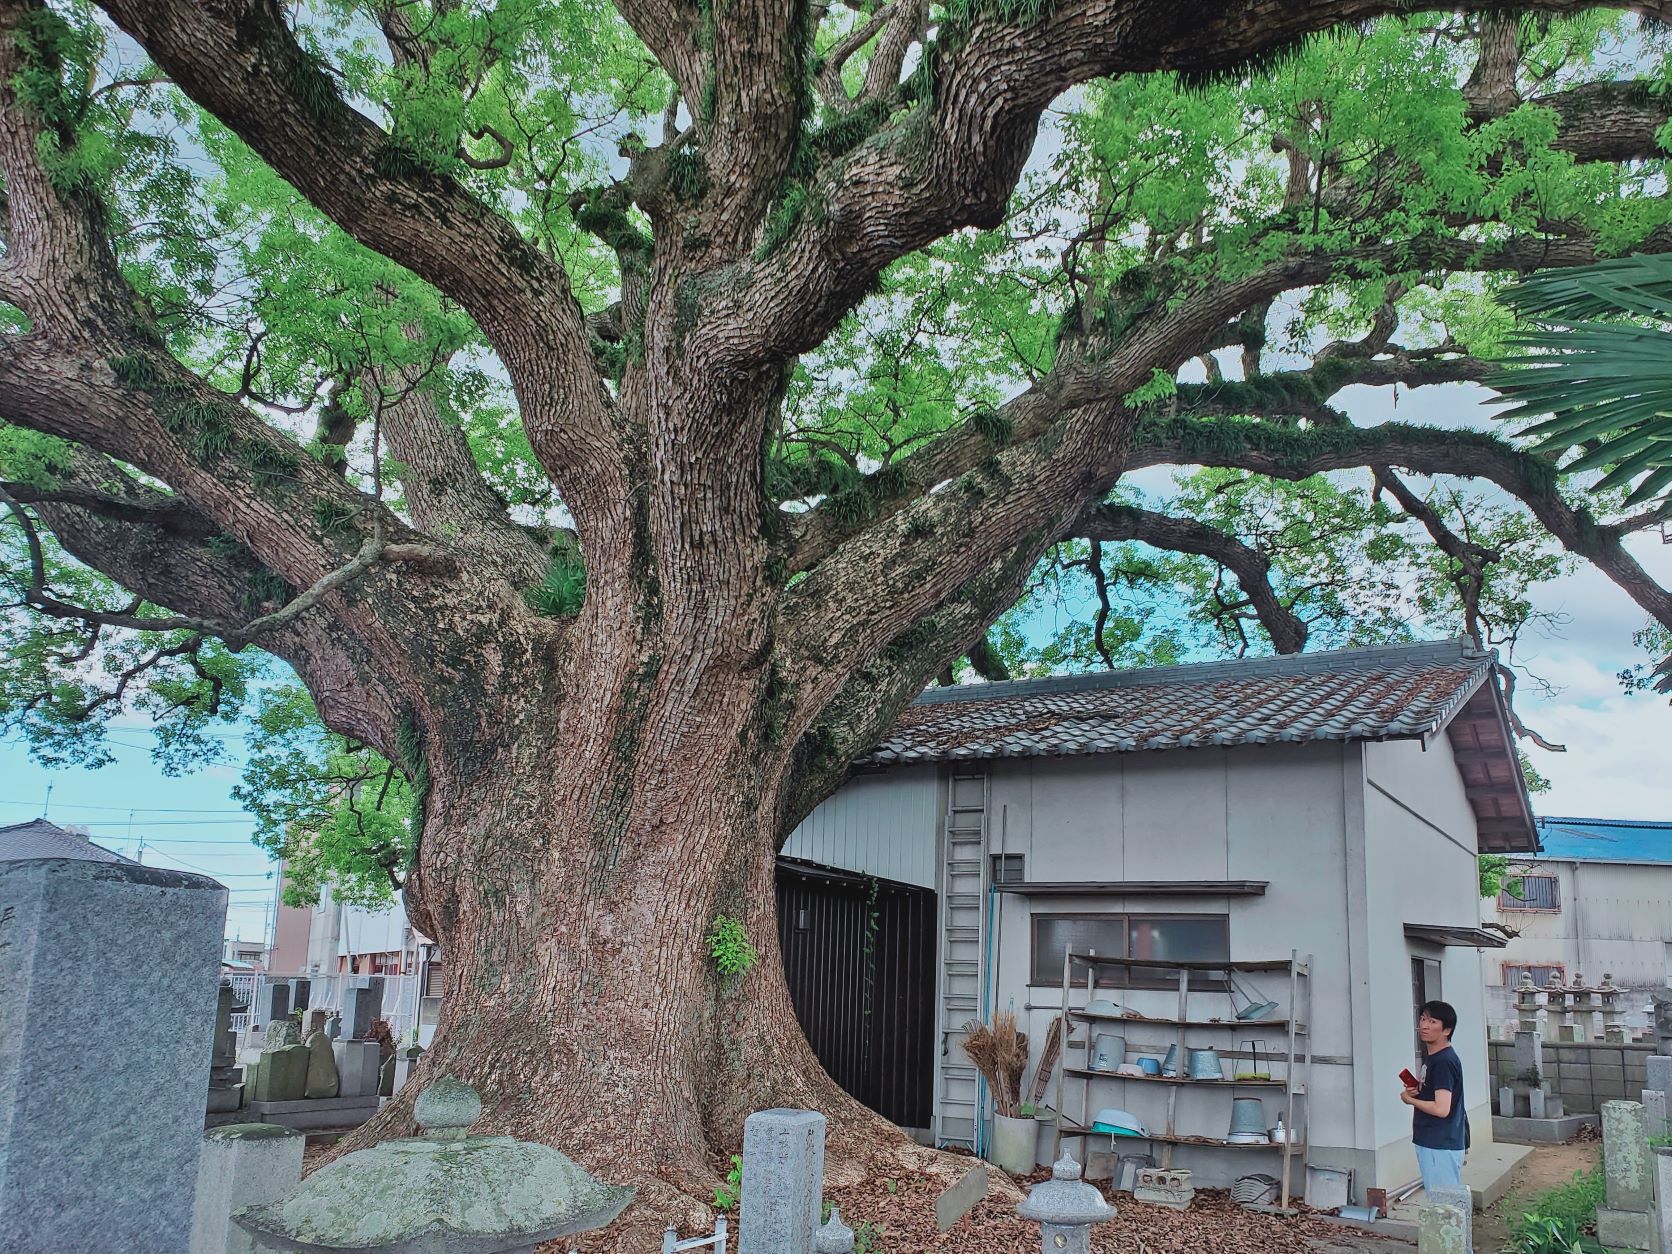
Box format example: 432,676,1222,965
963,1013,1034,1175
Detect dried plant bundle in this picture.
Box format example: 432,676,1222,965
961,1012,1030,1118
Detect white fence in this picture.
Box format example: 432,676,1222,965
235,972,423,1042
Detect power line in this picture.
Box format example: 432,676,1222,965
0,799,250,814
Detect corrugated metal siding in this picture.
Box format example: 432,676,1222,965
780,768,938,889
777,862,936,1130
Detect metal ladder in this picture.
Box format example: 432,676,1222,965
933,770,988,1150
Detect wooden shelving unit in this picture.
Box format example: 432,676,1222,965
1050,948,1313,1211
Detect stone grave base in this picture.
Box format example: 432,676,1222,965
245,1095,381,1131
207,1084,244,1114
1492,1113,1599,1145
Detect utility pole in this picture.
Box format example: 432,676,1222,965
42,783,52,818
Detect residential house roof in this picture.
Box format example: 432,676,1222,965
0,818,139,864
1531,816,1672,864
862,639,1538,853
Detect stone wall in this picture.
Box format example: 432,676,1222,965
1489,1039,1652,1114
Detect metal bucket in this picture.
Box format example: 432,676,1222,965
1228,1097,1266,1142
1161,1044,1180,1077
1091,1034,1126,1071
1187,1048,1222,1081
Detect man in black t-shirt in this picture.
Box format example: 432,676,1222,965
1401,999,1466,1191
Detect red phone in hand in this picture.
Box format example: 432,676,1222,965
1399,1067,1421,1090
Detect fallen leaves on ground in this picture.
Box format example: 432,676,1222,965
823,1167,1362,1253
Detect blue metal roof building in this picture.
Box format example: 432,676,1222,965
1532,816,1672,864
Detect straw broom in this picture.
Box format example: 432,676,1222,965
961,1011,1029,1118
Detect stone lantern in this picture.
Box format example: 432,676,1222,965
234,1075,633,1252
1016,1154,1117,1254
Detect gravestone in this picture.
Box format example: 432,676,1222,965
304,1030,341,1099
251,1043,310,1102
189,1123,304,1254
0,858,225,1253
1426,1185,1473,1253
1652,988,1672,1056
1418,1200,1468,1254
265,1017,301,1049
287,977,311,1012
1646,1091,1670,1143
261,982,289,1026
209,979,247,1113
305,1007,328,1037
393,1040,426,1093
1649,1055,1672,1098
1598,1100,1658,1253
333,1038,381,1097
741,1109,826,1254
342,983,380,1041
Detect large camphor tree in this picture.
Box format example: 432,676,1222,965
6,0,1672,1234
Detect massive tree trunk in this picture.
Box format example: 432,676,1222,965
347,623,930,1240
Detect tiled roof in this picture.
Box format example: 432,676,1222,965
0,818,138,864
861,640,1494,765
1532,816,1672,864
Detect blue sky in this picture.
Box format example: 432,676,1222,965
0,731,280,943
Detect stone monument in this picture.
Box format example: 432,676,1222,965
1016,1153,1118,1254
1597,1100,1658,1253
304,1028,341,1098
209,977,248,1114
190,1123,304,1254
234,1076,634,1252
0,858,225,1252
741,1108,827,1254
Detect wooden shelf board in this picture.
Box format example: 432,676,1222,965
1065,952,1297,973
1055,1122,1306,1153
1063,1067,1289,1088
1068,1010,1304,1032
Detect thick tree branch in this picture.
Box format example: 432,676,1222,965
1072,501,1309,654
95,0,618,507
776,542,1039,836
698,0,1672,373
1126,414,1672,639
362,346,548,589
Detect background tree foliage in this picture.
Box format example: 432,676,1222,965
5,5,1672,907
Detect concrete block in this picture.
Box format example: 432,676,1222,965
741,1109,825,1254
189,1123,304,1254
1596,1206,1655,1251
1494,1114,1600,1145
0,858,225,1254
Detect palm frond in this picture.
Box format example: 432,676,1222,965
1491,254,1672,506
